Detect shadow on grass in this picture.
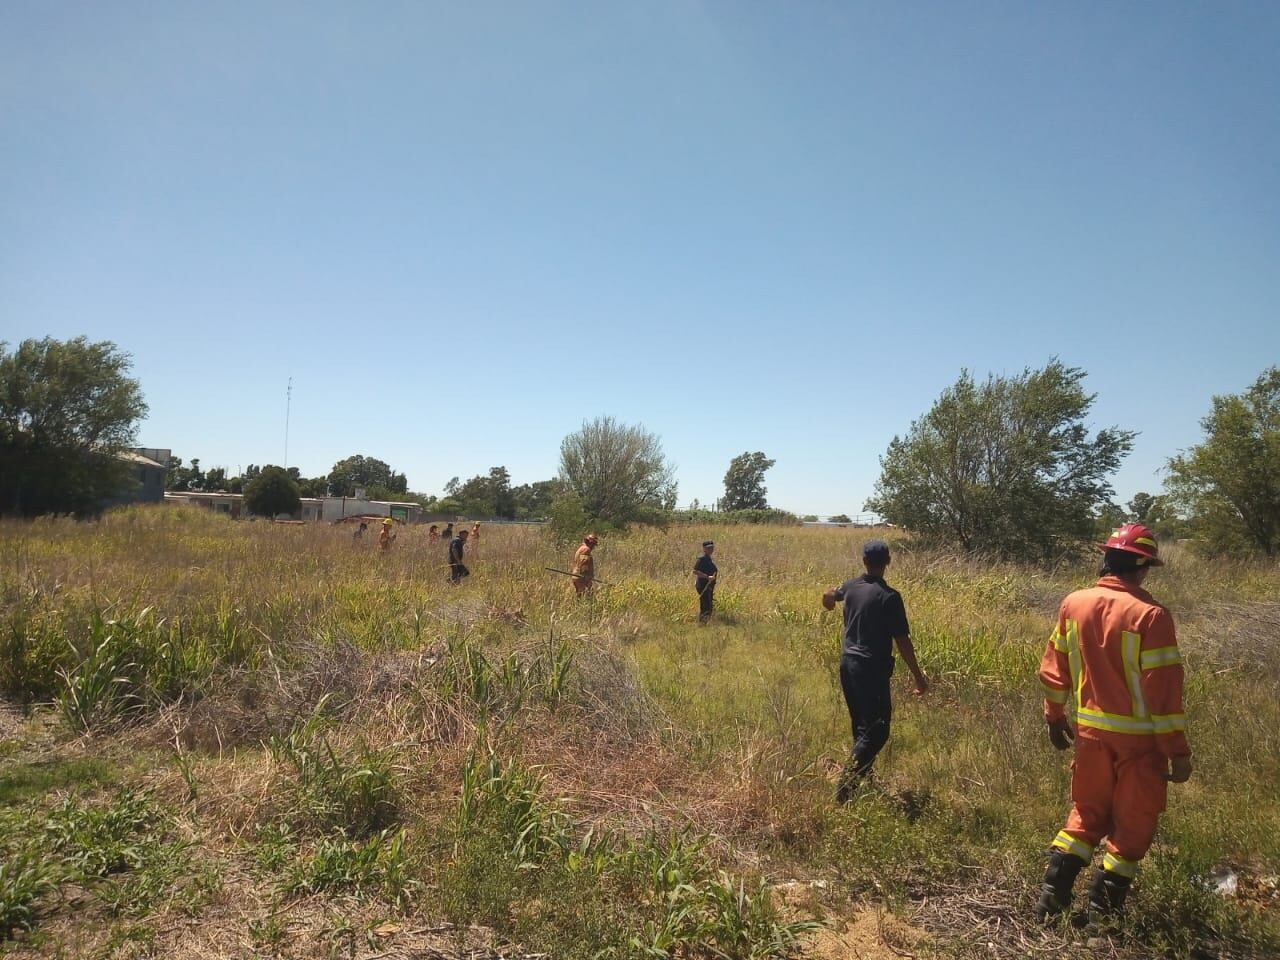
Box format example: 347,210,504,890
0,758,119,807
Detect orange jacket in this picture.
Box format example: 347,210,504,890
1039,576,1190,758
571,544,594,580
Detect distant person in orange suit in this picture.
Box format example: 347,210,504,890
378,518,397,552
571,533,598,596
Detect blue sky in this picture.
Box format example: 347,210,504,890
3,2,1277,515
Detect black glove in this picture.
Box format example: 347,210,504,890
1047,717,1075,751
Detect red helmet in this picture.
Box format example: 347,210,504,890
584,533,598,546
1100,523,1163,566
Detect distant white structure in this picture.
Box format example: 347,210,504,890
165,492,427,524
322,496,422,524
165,490,324,521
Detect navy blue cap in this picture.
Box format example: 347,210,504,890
862,539,890,562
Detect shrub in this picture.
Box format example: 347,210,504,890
441,753,818,959
43,790,159,879
269,708,399,838
672,508,800,526
0,845,55,940
284,830,417,909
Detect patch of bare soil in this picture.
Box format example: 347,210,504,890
803,908,930,960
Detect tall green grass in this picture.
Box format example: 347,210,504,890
1,507,1277,957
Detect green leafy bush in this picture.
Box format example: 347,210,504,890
269,708,399,838
0,845,56,940
672,508,800,526
284,830,417,909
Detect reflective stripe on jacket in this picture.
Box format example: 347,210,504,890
1039,576,1190,758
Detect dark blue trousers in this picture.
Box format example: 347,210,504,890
839,655,893,779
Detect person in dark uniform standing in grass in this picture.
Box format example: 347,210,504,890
447,528,470,585
693,540,718,624
822,539,928,802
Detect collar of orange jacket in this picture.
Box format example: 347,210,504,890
1095,574,1155,604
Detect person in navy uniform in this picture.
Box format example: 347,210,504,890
447,528,470,585
693,540,718,624
822,539,928,801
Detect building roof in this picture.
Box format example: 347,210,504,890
166,491,323,503
117,450,165,469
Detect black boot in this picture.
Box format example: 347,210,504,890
1034,850,1087,921
835,768,860,804
1086,868,1132,922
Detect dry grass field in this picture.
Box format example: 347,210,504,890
1,508,1277,959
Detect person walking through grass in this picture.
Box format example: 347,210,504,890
822,539,928,802
571,533,598,596
1035,523,1191,924
447,528,470,585
378,518,396,552
694,540,718,624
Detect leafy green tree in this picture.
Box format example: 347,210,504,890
722,452,776,511
432,496,463,517
548,492,594,542
1095,501,1127,539
452,467,516,518
165,456,204,492
1127,492,1160,525
296,476,328,498
866,361,1134,560
512,479,563,520
558,417,677,528
0,337,148,516
802,514,819,522
326,455,407,497
1122,491,1187,541
244,465,301,519
829,514,852,524
1166,367,1280,556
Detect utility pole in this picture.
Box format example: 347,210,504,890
284,377,292,468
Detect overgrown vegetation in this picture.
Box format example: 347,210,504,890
0,508,1276,958
722,452,776,512
1167,365,1280,557
0,788,197,940
0,336,148,518
867,359,1135,560
555,416,678,537
439,751,819,959
672,507,800,526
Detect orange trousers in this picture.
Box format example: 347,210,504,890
1052,733,1167,876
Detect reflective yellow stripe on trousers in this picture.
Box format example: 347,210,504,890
1052,831,1094,861
1103,851,1139,878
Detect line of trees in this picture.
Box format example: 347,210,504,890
167,453,563,521
866,361,1280,560
5,338,1278,560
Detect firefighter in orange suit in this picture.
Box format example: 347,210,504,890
571,534,598,596
1035,523,1192,922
